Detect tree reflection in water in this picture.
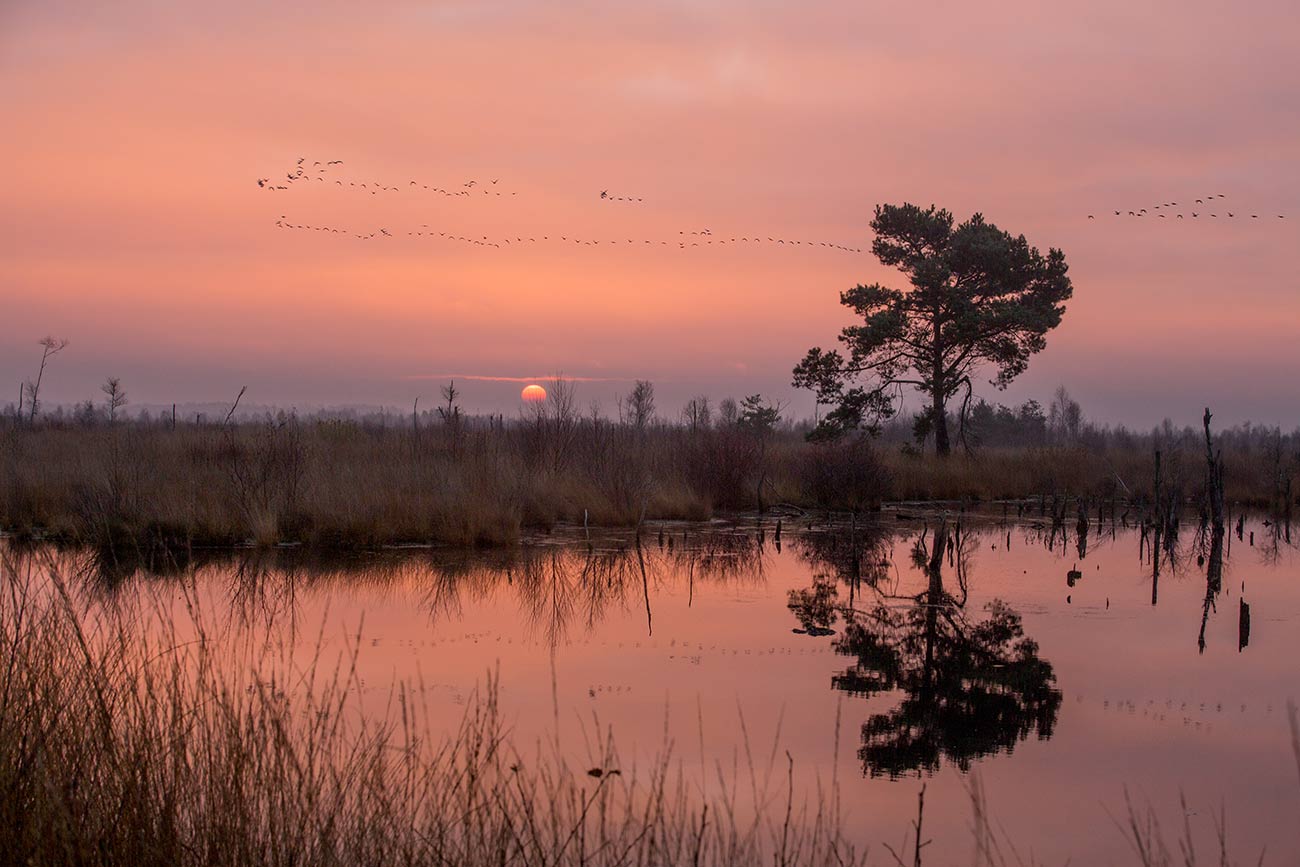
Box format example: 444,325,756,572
795,519,1061,779
53,529,768,647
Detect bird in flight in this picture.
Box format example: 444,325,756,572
600,190,608,199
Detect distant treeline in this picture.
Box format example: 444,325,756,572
1,380,1296,549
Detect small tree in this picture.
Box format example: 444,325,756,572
682,395,712,432
101,377,128,422
793,204,1072,455
737,394,783,511
1047,385,1082,443
24,336,69,424
624,380,655,430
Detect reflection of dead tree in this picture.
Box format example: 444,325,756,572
675,532,765,584
515,551,580,647
1197,409,1226,654
794,518,890,609
227,552,300,634
635,539,652,637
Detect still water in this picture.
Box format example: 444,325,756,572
42,511,1300,863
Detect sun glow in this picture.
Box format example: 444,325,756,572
521,384,547,402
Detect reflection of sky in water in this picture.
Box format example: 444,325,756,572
41,515,1300,864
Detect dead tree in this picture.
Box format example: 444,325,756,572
100,377,128,422
24,336,69,424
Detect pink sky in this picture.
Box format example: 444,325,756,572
2,0,1297,426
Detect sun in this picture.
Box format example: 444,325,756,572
521,384,547,402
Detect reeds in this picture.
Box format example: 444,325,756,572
0,413,1294,549
0,551,865,867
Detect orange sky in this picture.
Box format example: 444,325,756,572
2,0,1297,425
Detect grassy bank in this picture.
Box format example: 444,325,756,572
0,414,1294,549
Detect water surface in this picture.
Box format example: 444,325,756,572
30,511,1300,864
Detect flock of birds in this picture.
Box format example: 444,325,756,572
272,217,864,252
1087,194,1288,220
258,158,520,198
262,158,1292,252
261,157,863,254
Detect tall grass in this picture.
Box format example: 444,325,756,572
0,411,1294,549
0,551,866,867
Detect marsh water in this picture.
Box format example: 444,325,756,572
25,510,1300,863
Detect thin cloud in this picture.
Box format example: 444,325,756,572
403,373,645,383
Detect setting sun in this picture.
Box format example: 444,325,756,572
521,384,547,402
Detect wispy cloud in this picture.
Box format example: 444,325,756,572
403,373,644,383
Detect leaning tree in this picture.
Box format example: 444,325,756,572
793,203,1073,455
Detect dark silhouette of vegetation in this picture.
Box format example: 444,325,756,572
824,524,1061,778
622,380,656,430
794,203,1072,454
2,358,1298,550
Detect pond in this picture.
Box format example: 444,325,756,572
19,509,1300,864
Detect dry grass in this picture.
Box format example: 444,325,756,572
0,414,1293,549
0,550,865,867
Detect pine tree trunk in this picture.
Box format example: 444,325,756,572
932,391,951,456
